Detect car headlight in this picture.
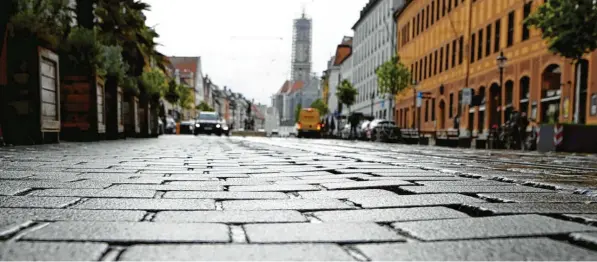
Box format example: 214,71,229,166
216,124,221,128
195,124,200,128
223,126,229,131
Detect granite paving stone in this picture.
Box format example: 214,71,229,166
477,193,597,203
0,208,145,221
72,198,215,210
0,186,31,196
313,207,469,222
0,196,80,208
0,242,109,261
322,180,413,190
29,189,156,198
419,180,515,186
108,184,224,191
274,178,354,185
222,199,355,211
154,210,307,223
462,202,597,214
571,232,597,247
563,214,597,224
166,180,271,186
400,185,554,194
298,189,400,199
354,238,597,261
392,214,597,241
0,220,32,238
119,244,355,261
244,223,405,243
22,221,230,243
228,185,320,192
163,191,288,200
349,194,485,208
0,180,111,189
365,176,465,181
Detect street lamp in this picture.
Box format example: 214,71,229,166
412,80,418,130
370,92,375,118
496,51,508,124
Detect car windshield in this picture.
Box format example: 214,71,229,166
198,113,218,121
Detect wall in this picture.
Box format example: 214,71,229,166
394,0,597,136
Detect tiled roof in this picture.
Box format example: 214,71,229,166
252,104,265,120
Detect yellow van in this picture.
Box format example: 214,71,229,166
297,108,321,138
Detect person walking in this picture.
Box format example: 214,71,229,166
349,114,359,140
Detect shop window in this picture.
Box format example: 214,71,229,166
449,93,454,118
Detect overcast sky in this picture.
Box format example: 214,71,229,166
144,0,368,105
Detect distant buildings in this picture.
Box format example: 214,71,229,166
168,56,205,120
272,10,319,127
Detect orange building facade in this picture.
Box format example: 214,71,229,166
393,0,597,142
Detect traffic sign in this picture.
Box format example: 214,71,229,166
381,100,385,108
416,96,422,108
462,88,472,105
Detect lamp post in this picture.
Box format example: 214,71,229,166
370,92,375,118
496,51,508,125
412,80,418,130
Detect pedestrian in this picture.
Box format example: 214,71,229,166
349,114,359,140
329,117,336,137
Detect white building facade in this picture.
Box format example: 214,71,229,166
351,0,404,120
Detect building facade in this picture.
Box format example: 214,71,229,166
168,57,204,120
352,0,405,119
393,0,597,141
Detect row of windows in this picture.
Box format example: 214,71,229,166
411,36,464,83
469,1,533,64
399,0,466,47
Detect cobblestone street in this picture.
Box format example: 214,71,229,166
2,136,597,260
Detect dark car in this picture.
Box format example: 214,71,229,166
367,119,401,142
179,121,195,135
194,112,226,136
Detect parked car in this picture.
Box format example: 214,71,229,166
367,120,400,142
165,117,176,134
179,121,195,135
357,120,371,140
340,124,351,139
158,119,164,135
194,112,226,136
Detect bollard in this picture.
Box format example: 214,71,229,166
176,123,181,135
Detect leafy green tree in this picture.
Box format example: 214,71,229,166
310,98,329,116
177,85,193,110
196,101,214,112
164,80,180,104
376,56,411,119
336,80,358,113
140,68,167,97
525,0,597,123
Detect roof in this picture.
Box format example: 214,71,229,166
352,0,382,30
333,41,353,66
168,56,200,74
277,80,305,94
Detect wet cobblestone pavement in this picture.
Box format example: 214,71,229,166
2,135,597,260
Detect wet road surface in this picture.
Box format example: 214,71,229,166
2,135,597,260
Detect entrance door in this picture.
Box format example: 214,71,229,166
39,50,60,132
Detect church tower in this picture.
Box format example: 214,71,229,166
291,9,312,82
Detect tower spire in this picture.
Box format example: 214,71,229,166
301,3,306,18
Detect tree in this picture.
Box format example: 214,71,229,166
196,101,214,112
336,79,358,113
376,56,411,120
310,98,329,116
295,103,302,123
177,85,193,110
164,80,180,105
140,67,168,98
525,0,597,123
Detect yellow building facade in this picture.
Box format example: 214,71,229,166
394,0,597,141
